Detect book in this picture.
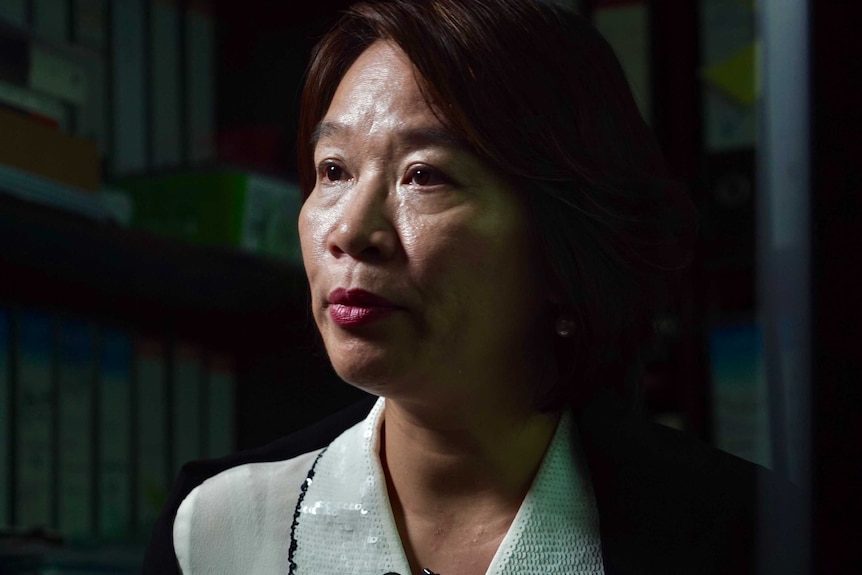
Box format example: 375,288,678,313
708,323,772,467
115,170,304,264
0,1,27,27
171,343,202,475
150,0,182,168
133,336,168,534
56,319,96,538
0,106,100,191
29,44,88,106
0,26,88,105
0,78,69,129
0,308,10,527
33,0,70,43
185,0,215,164
0,163,111,221
699,0,757,152
14,310,55,530
110,0,146,175
205,353,235,458
97,328,133,539
74,49,107,157
73,0,106,51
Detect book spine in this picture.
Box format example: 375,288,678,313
32,0,70,43
110,0,147,175
0,1,27,27
0,78,68,129
134,336,168,533
56,318,96,538
28,44,88,105
74,0,107,51
150,0,182,168
240,174,303,263
0,20,88,106
14,310,56,530
205,353,236,458
185,0,215,164
0,106,101,191
97,328,132,539
700,0,757,151
0,308,11,527
72,1,108,155
708,323,772,467
171,342,202,474
74,51,107,155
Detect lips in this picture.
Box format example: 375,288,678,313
328,288,399,327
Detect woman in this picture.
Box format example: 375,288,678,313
144,1,798,574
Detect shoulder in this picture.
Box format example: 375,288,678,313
141,395,377,575
576,389,800,575
173,450,322,574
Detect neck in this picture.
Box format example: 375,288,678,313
379,394,560,575
380,395,561,517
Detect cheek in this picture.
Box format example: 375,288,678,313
298,201,331,321
409,218,524,317
452,217,544,322
299,199,333,268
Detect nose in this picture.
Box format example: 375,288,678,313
327,177,399,262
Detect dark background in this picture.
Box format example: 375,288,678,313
0,0,858,570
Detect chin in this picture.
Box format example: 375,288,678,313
332,369,401,400
328,349,407,393
321,324,409,381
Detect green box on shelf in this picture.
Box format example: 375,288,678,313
115,171,303,264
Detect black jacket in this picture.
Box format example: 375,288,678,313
142,390,802,575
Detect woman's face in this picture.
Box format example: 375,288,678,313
300,41,548,403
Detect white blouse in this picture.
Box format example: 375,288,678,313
173,398,604,575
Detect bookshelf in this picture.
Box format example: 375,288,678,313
1,2,372,562
0,184,363,437
0,184,366,566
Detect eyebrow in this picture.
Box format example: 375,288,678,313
311,120,467,151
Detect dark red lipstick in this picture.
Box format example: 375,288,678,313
328,288,398,327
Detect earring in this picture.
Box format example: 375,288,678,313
555,316,575,337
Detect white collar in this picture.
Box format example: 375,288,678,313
292,398,605,575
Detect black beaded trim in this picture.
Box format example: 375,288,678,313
287,447,329,575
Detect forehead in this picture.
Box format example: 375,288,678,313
315,41,446,144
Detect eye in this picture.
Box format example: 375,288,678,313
405,165,449,187
319,162,349,183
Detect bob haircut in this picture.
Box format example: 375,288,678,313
297,0,696,411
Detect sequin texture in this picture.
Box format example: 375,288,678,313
173,397,605,574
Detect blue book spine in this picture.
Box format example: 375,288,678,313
134,337,168,533
97,328,133,538
57,319,96,537
172,343,202,475
0,308,11,527
709,323,772,467
15,311,55,529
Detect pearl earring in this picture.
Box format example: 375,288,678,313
555,317,575,337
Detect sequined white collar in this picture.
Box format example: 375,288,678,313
290,398,604,575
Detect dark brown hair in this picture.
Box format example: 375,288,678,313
298,0,696,411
